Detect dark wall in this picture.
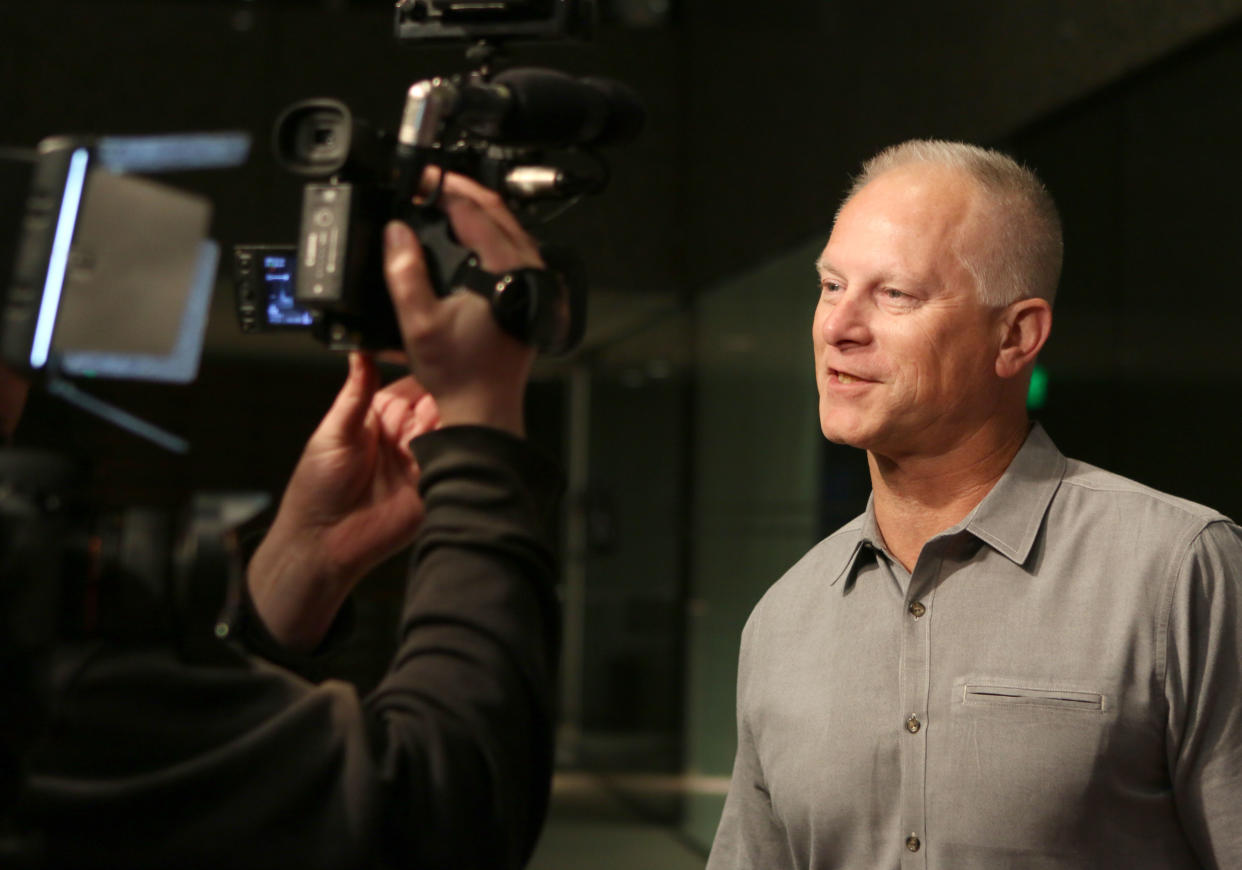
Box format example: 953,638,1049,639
681,0,1242,288
1004,26,1242,520
579,372,688,740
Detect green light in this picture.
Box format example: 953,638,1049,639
1027,364,1048,410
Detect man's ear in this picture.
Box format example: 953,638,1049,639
995,298,1052,379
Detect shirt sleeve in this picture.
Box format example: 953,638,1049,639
1165,519,1242,869
707,609,793,869
24,425,563,870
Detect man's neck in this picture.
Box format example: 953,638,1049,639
867,420,1030,572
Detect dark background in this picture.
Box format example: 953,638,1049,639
6,0,1242,845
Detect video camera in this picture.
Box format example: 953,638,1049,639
234,0,644,355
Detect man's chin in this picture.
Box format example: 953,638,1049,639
818,419,875,451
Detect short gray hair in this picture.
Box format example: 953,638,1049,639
841,139,1063,307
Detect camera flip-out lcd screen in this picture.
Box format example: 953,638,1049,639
232,245,315,335
261,254,313,327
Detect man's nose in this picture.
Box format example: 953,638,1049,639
820,289,871,345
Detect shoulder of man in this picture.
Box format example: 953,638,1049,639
744,514,868,634
1058,455,1234,528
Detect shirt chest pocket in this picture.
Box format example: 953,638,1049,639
962,682,1105,713
936,679,1114,843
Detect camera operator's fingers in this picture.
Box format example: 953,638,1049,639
395,393,441,452
443,175,543,271
412,392,440,433
435,172,531,249
417,169,542,273
375,348,410,368
384,220,436,323
321,352,380,441
373,375,434,458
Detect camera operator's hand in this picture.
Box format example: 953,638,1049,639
248,174,538,652
246,352,439,652
385,171,541,436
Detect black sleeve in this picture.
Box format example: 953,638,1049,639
367,425,563,870
22,426,563,870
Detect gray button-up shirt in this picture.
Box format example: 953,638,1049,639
708,425,1242,869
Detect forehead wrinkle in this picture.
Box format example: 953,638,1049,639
819,245,932,292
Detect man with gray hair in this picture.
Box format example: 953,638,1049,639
707,140,1242,868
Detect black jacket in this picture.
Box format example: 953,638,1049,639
24,426,563,870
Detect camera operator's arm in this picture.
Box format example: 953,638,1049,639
366,174,558,869
245,354,440,653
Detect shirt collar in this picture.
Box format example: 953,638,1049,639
961,423,1066,566
828,501,880,587
830,423,1066,585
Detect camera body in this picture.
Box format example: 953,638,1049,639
235,0,642,355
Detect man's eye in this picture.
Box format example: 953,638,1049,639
821,281,842,294
881,287,914,303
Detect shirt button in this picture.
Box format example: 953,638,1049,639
906,834,921,852
905,714,921,734
908,600,926,618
